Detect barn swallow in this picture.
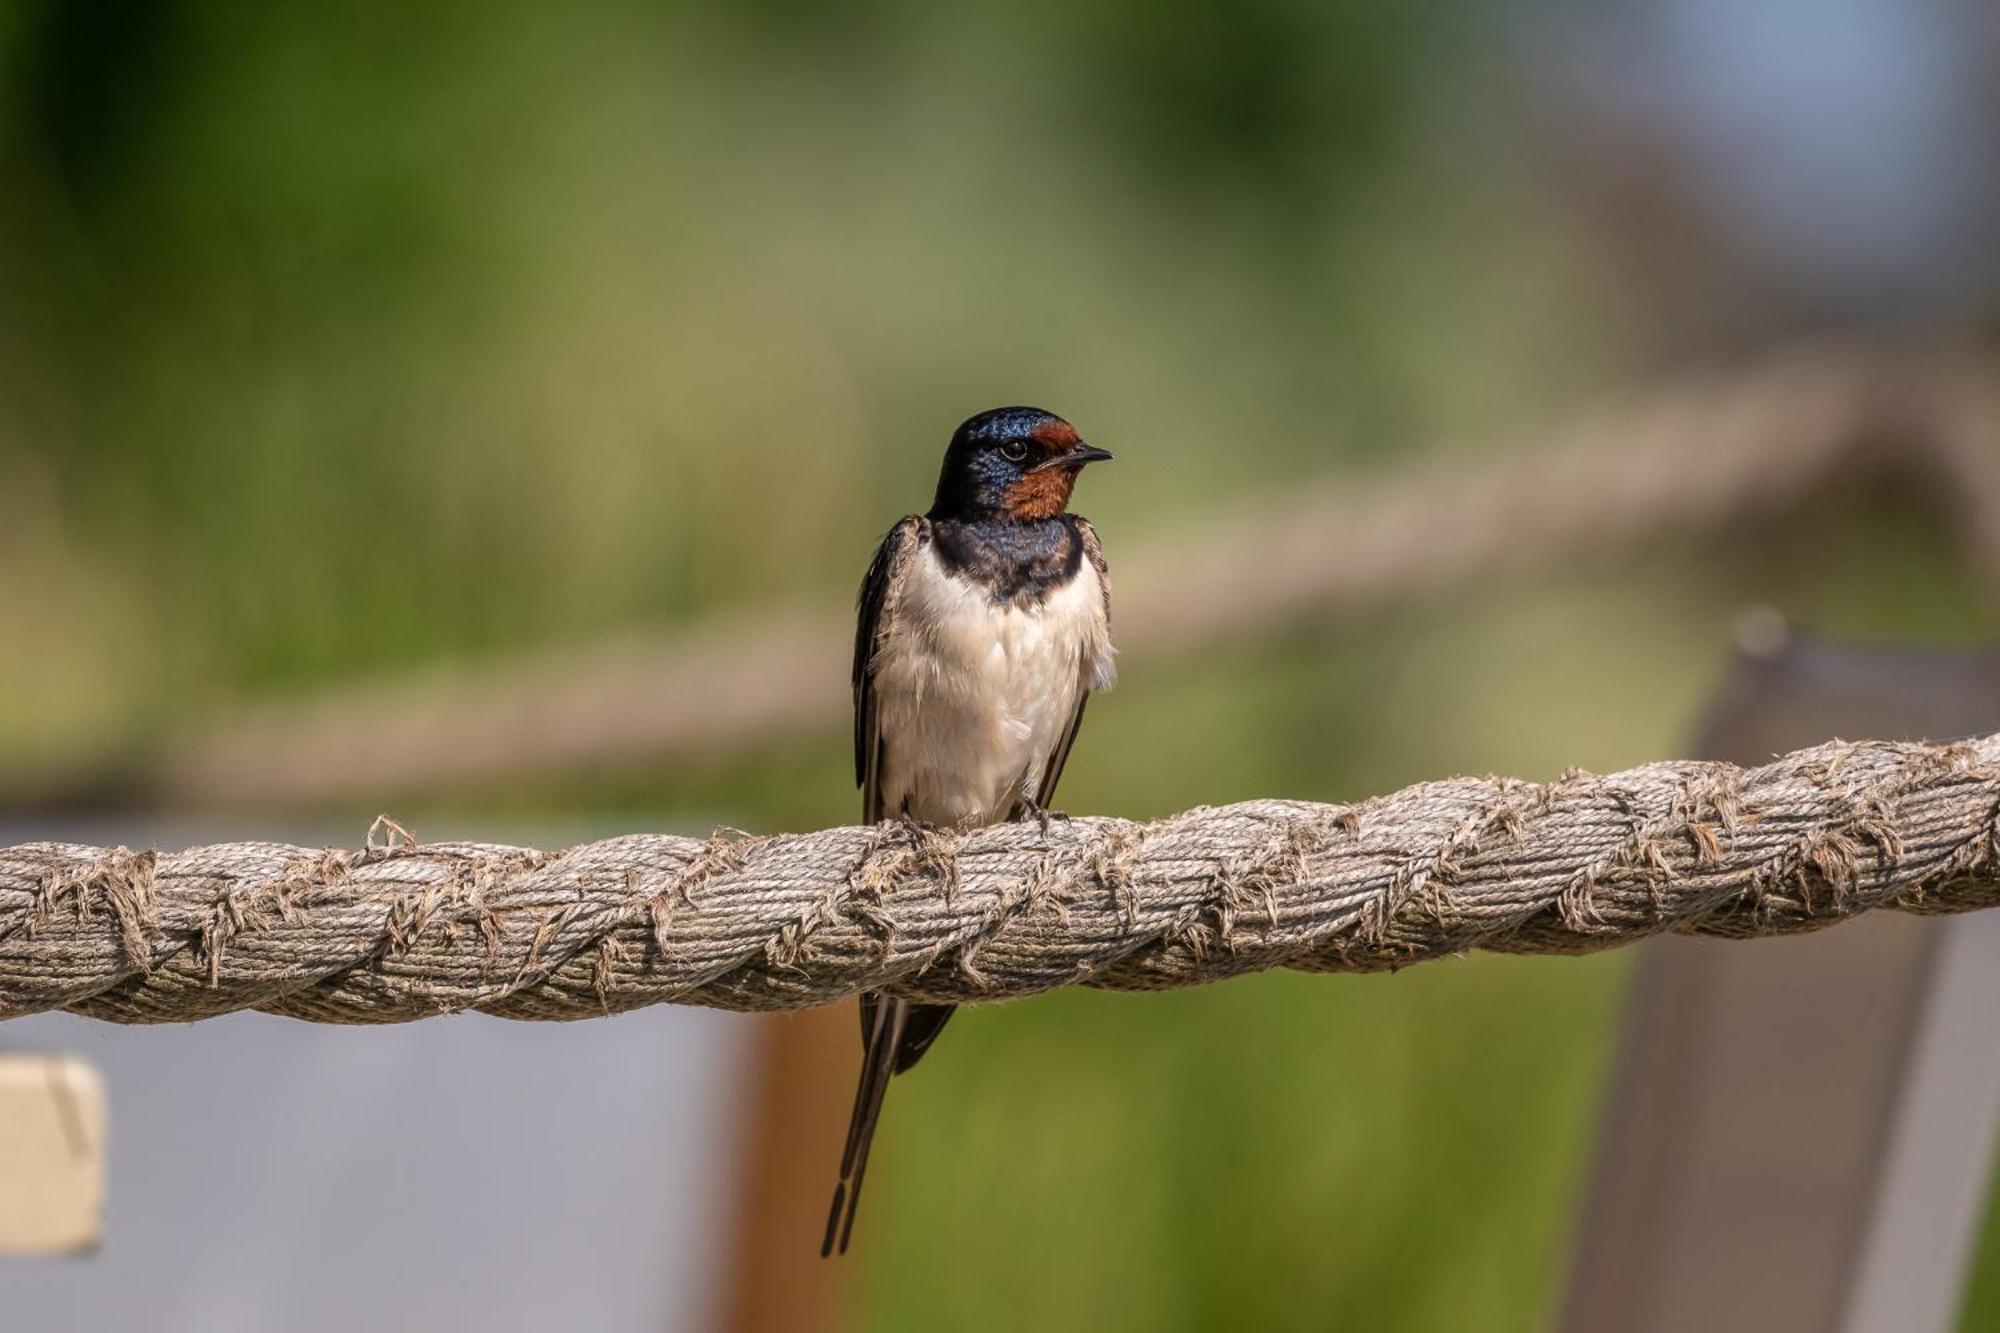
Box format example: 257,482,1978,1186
822,407,1117,1255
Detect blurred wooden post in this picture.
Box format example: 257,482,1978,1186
720,1005,854,1333
1560,619,2000,1333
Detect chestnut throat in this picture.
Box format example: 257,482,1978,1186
999,466,1080,520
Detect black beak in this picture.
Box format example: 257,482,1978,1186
1031,444,1113,472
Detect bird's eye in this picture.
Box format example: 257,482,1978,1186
999,440,1029,462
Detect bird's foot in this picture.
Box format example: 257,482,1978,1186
894,810,941,843
1018,797,1070,837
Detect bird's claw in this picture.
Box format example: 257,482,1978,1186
1019,797,1070,837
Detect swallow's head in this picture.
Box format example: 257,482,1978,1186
928,407,1112,522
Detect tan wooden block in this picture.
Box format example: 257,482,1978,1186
0,1054,105,1254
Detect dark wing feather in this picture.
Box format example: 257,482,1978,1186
829,516,945,1255
1035,695,1089,810
855,516,924,808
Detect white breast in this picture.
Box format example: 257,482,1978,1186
872,544,1114,827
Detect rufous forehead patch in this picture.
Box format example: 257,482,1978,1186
1028,418,1081,450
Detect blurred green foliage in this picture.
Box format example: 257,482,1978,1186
0,0,1611,769
1,4,1997,1330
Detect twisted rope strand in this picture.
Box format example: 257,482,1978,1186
2,733,1997,1025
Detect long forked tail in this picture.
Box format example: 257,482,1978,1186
822,996,909,1256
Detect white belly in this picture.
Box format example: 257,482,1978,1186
873,545,1114,827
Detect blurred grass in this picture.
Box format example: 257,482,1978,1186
1963,1189,2000,1329
864,952,1627,1333
2,4,1998,1330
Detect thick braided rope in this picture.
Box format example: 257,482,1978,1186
3,734,1997,1025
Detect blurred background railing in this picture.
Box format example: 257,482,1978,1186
15,340,1999,814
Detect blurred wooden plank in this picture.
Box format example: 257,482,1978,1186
0,1054,104,1254
1842,910,2000,1333
1561,622,2000,1333
1562,917,1937,1332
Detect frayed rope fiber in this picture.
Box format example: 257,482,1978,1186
4,734,1998,1024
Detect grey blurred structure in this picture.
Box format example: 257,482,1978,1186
1562,624,2000,1333
0,820,749,1333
